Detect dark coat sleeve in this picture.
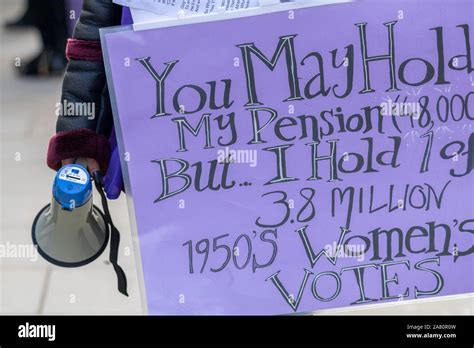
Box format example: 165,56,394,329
47,0,122,174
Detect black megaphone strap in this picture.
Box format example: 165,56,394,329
93,171,128,297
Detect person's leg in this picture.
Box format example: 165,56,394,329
20,0,68,76
51,0,68,53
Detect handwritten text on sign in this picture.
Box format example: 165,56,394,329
103,0,473,314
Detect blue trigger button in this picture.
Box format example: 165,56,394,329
53,164,92,211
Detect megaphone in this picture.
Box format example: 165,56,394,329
32,161,128,295
32,163,108,266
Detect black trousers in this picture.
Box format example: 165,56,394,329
27,0,68,53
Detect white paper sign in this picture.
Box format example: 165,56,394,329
114,0,259,16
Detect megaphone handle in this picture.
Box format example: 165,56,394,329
92,171,128,297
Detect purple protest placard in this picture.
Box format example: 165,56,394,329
101,0,474,314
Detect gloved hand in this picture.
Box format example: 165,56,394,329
61,157,100,174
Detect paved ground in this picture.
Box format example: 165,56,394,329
0,0,472,315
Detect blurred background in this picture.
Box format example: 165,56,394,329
0,0,472,315
0,0,144,314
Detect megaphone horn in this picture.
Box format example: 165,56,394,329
32,163,109,267
32,161,128,296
